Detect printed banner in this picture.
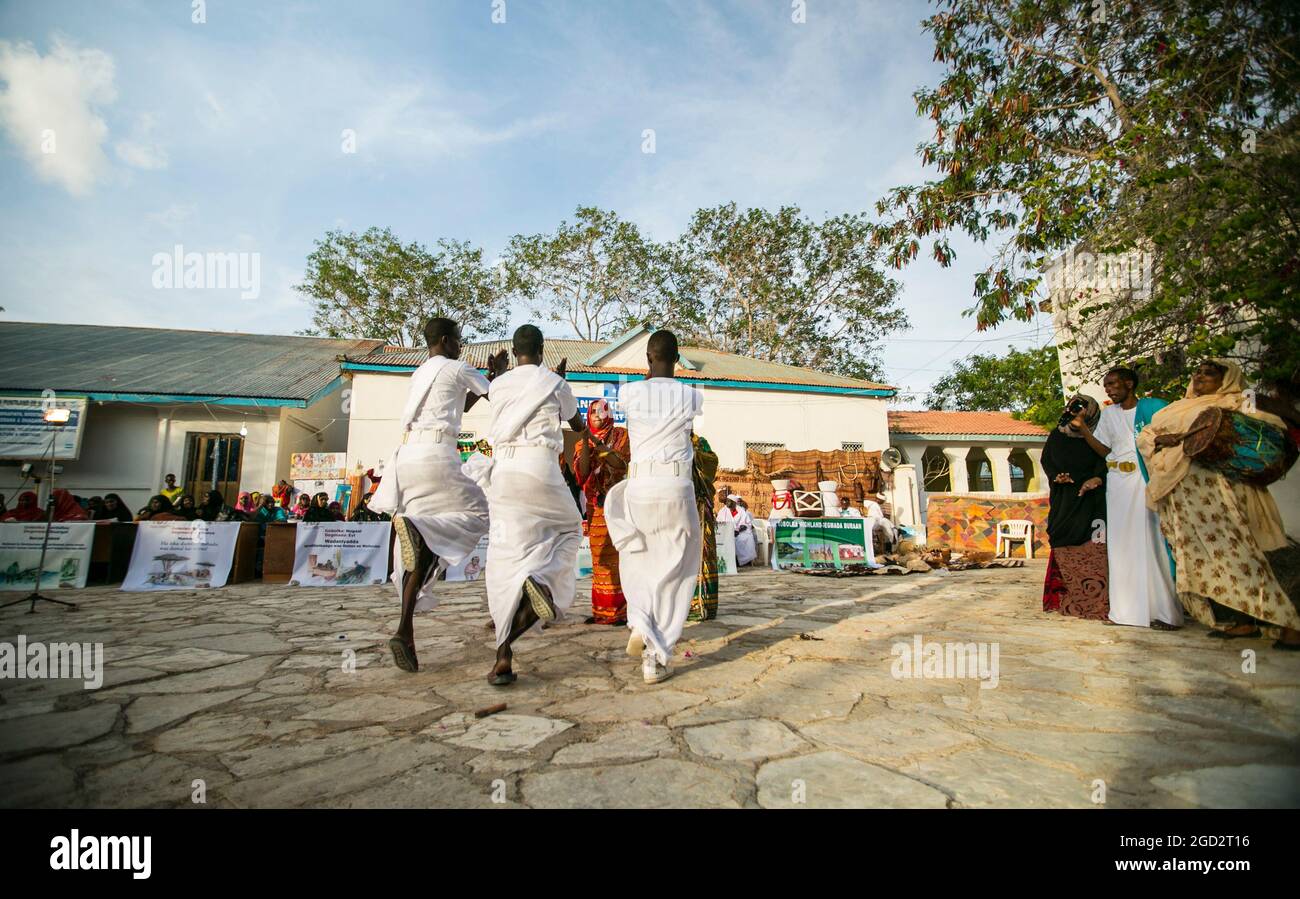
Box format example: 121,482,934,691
445,534,489,582
716,522,737,576
0,396,88,461
291,522,390,586
290,452,347,480
121,521,240,591
0,521,95,590
773,517,876,571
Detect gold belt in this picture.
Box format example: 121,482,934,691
1107,460,1137,473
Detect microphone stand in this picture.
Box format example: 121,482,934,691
1,425,78,612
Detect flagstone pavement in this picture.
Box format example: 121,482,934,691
2,565,1298,809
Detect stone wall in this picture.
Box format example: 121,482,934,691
924,493,1051,557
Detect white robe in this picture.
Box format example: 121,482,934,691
370,354,490,612
603,378,704,666
717,507,757,566
1094,404,1182,627
480,366,582,647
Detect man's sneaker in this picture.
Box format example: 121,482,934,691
642,649,673,684
522,576,557,621
626,630,645,658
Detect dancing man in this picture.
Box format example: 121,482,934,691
479,325,589,685
372,317,508,672
603,330,705,684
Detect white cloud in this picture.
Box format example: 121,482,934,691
147,203,196,229
0,35,117,195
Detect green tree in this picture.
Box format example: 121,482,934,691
927,344,1064,427
501,207,660,341
663,203,909,382
297,227,508,347
876,0,1300,389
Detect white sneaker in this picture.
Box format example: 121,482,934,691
626,630,645,658
642,649,673,684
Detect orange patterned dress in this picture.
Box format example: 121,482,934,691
574,401,631,624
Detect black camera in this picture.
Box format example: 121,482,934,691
1058,397,1088,429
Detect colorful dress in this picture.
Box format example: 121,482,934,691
573,401,631,624
689,435,720,621
1040,398,1110,619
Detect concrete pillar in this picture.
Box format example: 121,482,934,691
888,464,920,528
1024,446,1048,493
942,446,971,493
985,447,1013,494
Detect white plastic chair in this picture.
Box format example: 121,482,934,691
995,519,1034,559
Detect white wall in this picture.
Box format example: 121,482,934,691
345,370,892,474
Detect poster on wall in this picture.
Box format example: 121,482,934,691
445,534,489,582
0,522,95,590
290,452,346,480
121,521,240,591
291,522,390,586
716,523,737,576
772,518,877,571
0,395,88,461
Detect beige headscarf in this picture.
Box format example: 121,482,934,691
1136,359,1287,549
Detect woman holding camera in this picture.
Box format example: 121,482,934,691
1041,394,1109,619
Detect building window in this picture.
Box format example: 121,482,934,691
841,442,864,452
745,441,786,455
967,449,995,492
1009,448,1033,492
921,446,950,492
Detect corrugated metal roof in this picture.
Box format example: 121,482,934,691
0,322,382,401
888,410,1049,437
348,338,895,392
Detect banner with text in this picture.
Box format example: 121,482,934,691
121,521,240,591
773,517,875,570
0,522,95,590
292,521,391,586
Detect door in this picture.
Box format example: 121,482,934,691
183,433,244,505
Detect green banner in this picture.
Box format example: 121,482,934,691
773,518,870,570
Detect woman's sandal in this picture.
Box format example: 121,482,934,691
488,671,518,686
388,637,419,672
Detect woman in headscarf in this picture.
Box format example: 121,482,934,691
327,501,346,521
98,493,134,523
175,494,199,520
50,489,89,522
272,479,292,510
136,495,185,521
87,496,106,519
303,492,335,523
1040,394,1109,619
289,494,312,521
197,489,242,522
349,492,389,522
688,434,721,621
253,494,288,523
1137,359,1299,650
573,399,632,625
1,491,43,522
235,492,256,518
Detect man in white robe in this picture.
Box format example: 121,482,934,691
478,325,589,686
860,494,898,549
1076,366,1182,629
717,494,757,567
371,317,508,672
603,330,704,684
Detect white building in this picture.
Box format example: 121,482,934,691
0,323,376,511
342,325,897,474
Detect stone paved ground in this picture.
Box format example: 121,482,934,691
1,565,1298,809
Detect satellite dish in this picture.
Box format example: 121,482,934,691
881,447,904,469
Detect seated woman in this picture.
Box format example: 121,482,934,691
136,495,185,521
97,493,135,523
1137,359,1299,650
197,490,244,522
253,494,288,523
175,495,199,520
289,494,312,521
1,491,43,522
87,496,106,519
349,492,389,522
235,492,256,518
1041,395,1109,619
50,489,89,521
327,501,346,521
303,492,335,523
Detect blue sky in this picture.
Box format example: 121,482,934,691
0,0,1053,401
